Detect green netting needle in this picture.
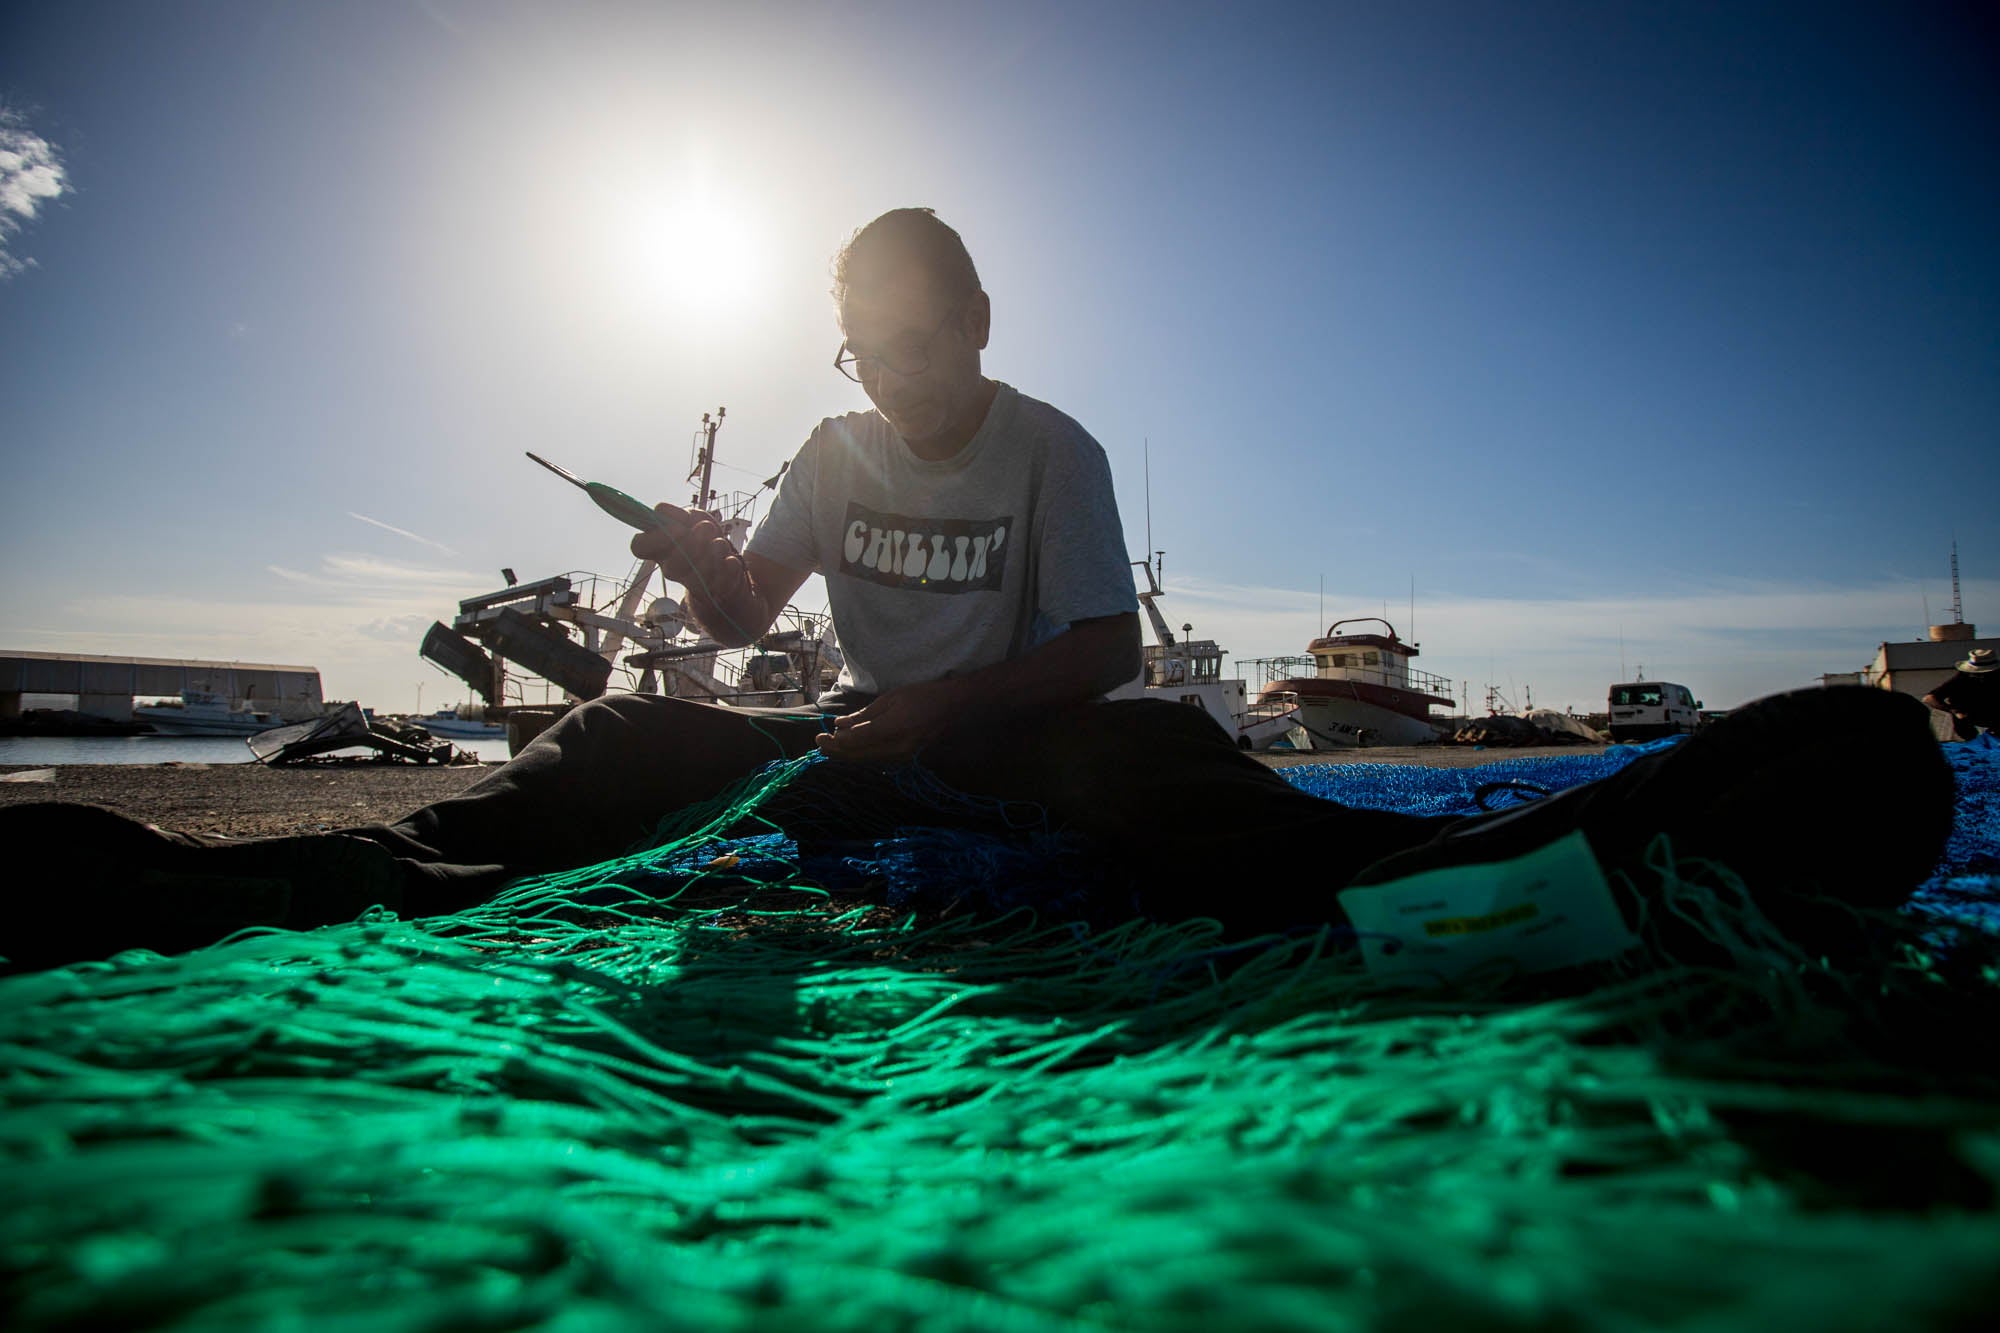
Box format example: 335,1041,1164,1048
527,451,674,532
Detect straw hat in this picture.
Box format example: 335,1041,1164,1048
1959,648,1998,675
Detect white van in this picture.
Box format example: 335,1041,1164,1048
1606,680,1701,742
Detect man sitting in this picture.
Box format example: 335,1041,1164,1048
0,210,1955,974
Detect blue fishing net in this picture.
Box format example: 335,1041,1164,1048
1276,737,2000,941
819,736,2000,943
1914,731,2000,938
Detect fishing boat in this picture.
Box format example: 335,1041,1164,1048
410,707,508,740
417,407,843,756
1109,558,1301,750
1246,618,1455,749
133,690,290,737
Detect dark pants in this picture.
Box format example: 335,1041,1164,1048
347,695,1436,932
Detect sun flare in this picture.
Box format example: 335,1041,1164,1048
601,182,772,328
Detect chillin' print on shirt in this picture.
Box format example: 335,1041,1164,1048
838,501,1010,594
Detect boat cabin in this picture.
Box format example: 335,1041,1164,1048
1141,638,1225,688
1242,616,1455,749
1302,620,1453,700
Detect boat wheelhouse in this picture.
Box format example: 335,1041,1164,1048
1107,558,1300,750
1247,618,1454,749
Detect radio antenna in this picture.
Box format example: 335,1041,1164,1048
1951,538,1964,624
1143,438,1152,562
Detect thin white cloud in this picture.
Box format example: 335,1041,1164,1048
320,552,483,585
356,612,437,643
348,511,456,555
413,0,470,37
0,109,69,280
265,552,483,594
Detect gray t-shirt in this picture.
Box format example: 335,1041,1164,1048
747,382,1137,698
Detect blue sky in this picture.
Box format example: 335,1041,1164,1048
2,0,1994,716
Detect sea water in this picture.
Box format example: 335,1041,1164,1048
0,736,513,766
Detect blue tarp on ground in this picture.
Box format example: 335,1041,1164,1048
798,735,2000,940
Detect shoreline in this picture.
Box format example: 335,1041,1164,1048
0,744,1607,840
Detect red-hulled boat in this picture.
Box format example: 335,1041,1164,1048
1251,618,1454,749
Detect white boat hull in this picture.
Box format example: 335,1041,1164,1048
1109,679,1299,751
136,711,286,737
414,716,508,739
132,689,316,738
1290,695,1443,750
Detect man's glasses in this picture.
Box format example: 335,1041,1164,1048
834,305,961,383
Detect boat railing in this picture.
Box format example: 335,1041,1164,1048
1240,655,1455,700
1404,664,1456,698
1240,656,1315,692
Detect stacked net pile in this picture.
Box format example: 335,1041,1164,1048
4,739,1999,1330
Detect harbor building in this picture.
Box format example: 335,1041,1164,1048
1862,622,1998,701
0,652,324,722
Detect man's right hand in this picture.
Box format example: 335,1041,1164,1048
628,505,810,648
630,503,749,608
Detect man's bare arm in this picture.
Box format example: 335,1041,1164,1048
629,504,810,647
816,612,1142,762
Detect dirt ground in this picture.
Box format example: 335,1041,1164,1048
0,762,496,837
0,744,1606,839
1254,744,1603,771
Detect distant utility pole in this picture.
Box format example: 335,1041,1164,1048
1951,538,1964,625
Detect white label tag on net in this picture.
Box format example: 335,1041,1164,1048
1336,831,1641,984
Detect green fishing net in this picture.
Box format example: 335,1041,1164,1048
4,756,1999,1330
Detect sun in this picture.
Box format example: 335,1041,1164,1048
561,133,780,336
603,181,772,328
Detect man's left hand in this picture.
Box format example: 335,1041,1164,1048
815,679,968,764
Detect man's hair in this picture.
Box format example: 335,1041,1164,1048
832,208,982,308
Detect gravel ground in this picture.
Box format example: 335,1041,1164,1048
0,762,495,838
0,744,1607,838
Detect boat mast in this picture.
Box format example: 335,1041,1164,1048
603,406,729,676
1143,437,1151,565
690,407,726,511
1132,558,1177,648
1136,438,1177,651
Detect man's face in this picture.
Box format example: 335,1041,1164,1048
838,264,989,449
